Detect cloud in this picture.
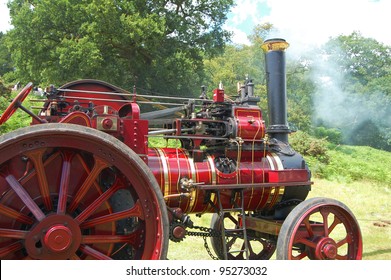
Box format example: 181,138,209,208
229,0,268,26
264,0,391,46
226,0,391,47
224,25,251,45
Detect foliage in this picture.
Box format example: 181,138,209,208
313,126,342,145
324,31,391,87
320,145,391,185
312,32,391,151
0,88,34,135
202,22,276,97
0,79,11,118
289,130,329,163
3,4,391,153
286,61,315,131
293,134,391,187
0,32,13,78
203,44,265,96
5,0,234,95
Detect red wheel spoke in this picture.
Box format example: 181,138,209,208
0,204,34,225
68,156,110,212
78,244,112,260
111,243,128,257
0,241,24,258
336,254,348,260
75,179,123,224
1,171,45,221
328,215,341,235
291,251,308,260
303,216,314,238
336,236,349,248
0,228,28,239
320,208,330,236
80,200,143,228
24,149,53,211
81,234,134,244
296,237,317,249
57,151,75,214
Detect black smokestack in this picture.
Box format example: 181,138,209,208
261,38,290,143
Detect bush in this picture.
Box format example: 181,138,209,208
290,130,330,163
313,126,342,145
0,79,11,110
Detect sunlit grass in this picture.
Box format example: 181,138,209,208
168,179,391,260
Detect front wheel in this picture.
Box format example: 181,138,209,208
276,197,362,260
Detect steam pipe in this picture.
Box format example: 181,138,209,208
261,38,290,143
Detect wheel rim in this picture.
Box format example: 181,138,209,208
278,198,362,260
0,82,33,125
210,212,276,260
0,124,168,260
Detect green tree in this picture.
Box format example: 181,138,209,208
0,32,13,78
203,23,276,114
313,32,391,150
6,0,233,95
0,78,12,135
323,31,391,87
286,61,315,132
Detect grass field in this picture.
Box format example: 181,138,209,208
167,179,391,260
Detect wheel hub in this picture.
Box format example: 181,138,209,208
44,225,73,252
25,214,82,259
315,237,338,259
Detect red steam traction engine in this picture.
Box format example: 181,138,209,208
0,39,362,260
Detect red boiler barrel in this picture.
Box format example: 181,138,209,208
147,148,287,214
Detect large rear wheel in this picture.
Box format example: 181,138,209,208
0,123,169,260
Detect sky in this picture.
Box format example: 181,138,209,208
226,0,391,48
1,0,390,48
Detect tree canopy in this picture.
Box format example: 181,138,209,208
311,32,391,150
1,4,391,151
5,0,234,95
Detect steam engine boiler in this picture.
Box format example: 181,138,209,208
0,39,362,260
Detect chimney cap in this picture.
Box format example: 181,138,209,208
261,38,289,52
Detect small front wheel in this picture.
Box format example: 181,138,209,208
276,197,362,260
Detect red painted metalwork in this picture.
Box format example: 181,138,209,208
0,82,33,125
276,197,363,260
147,147,300,213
